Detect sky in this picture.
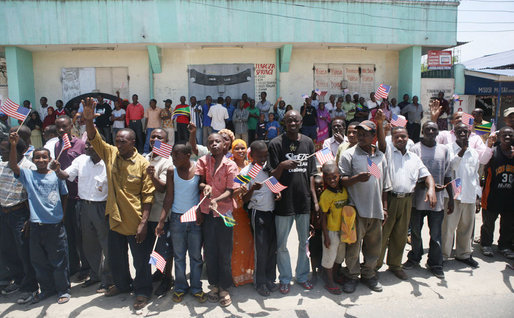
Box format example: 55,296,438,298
457,0,514,62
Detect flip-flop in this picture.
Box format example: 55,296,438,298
219,290,232,307
133,296,149,310
324,285,343,295
193,291,207,303
299,280,313,290
172,291,185,303
279,283,290,294
57,293,71,304
207,287,219,303
256,285,270,297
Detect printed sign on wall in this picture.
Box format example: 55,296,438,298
254,63,276,102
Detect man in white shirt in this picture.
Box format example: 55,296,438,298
207,97,229,132
43,125,59,159
376,115,436,280
51,141,112,292
366,92,379,110
322,118,347,157
325,95,336,115
442,122,481,268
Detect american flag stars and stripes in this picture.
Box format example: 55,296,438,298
62,133,72,151
390,114,408,127
367,157,381,179
460,113,474,127
0,98,30,122
451,178,462,199
152,140,173,158
247,163,263,179
315,147,335,166
148,250,166,273
180,205,198,223
264,176,288,194
375,84,391,100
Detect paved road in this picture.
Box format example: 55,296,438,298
0,214,512,317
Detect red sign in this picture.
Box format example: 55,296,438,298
427,50,452,70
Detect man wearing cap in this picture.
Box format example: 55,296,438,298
339,119,391,293
375,112,436,280
503,107,514,130
161,99,174,146
174,96,190,143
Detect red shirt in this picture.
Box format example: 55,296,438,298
174,104,190,124
126,103,144,125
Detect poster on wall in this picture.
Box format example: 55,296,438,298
254,63,276,102
314,64,375,99
61,67,96,104
427,50,453,70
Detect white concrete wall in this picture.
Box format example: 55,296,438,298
33,50,149,106
31,47,399,110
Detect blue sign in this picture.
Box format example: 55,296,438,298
465,75,514,95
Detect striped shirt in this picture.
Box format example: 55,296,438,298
0,158,36,207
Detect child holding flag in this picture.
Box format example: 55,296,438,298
195,133,239,307
8,132,70,304
241,140,280,296
156,142,207,303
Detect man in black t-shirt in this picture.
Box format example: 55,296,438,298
268,110,318,294
95,95,113,144
300,98,317,142
480,126,514,259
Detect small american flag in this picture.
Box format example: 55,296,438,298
0,98,30,121
247,163,263,179
152,140,173,158
315,147,335,166
62,133,72,151
148,250,166,273
367,157,381,179
451,178,462,199
302,94,309,99
180,205,198,223
390,114,408,127
264,176,287,194
314,89,321,96
375,84,391,100
460,113,474,127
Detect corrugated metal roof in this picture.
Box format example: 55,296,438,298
463,49,514,70
470,69,514,77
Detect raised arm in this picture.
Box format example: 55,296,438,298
8,132,21,176
82,98,98,140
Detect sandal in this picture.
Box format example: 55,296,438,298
133,295,149,310
279,283,290,294
172,291,185,303
193,291,207,303
299,280,313,290
219,290,232,307
57,293,71,304
207,287,219,303
324,285,343,295
256,285,270,297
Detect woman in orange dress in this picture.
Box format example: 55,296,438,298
230,139,255,286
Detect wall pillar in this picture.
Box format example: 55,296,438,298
5,47,35,124
398,46,421,99
147,45,162,99
453,63,465,95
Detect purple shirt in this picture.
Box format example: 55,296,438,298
55,136,86,199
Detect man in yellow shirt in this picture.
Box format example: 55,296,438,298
82,98,155,310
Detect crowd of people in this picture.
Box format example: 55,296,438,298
0,89,512,312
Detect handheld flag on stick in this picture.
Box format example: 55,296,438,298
367,157,381,179
315,147,335,166
247,163,263,179
474,122,492,136
314,89,321,96
0,98,30,122
390,114,408,127
490,121,496,136
234,174,251,185
302,94,309,99
180,196,206,223
152,140,173,158
451,178,462,199
375,84,391,100
56,133,72,161
264,176,288,194
148,237,166,273
172,106,191,120
214,209,236,227
460,113,474,127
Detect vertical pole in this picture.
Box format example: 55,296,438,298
276,48,280,98
495,81,501,125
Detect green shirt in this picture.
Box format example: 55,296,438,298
247,107,260,130
342,102,355,120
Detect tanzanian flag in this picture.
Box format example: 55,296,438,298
234,174,251,184
475,122,492,136
172,106,190,120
